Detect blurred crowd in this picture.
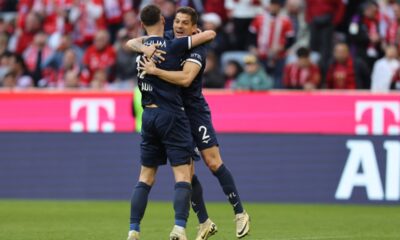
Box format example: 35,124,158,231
0,0,400,91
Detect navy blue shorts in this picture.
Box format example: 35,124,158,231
140,107,194,167
186,104,219,151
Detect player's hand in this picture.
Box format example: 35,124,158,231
142,44,166,63
139,57,157,75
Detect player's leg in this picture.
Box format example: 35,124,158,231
170,162,192,240
128,166,157,240
201,146,250,238
191,169,218,240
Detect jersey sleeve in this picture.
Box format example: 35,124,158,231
170,36,192,53
183,45,206,68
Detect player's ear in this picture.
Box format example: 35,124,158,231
161,16,165,25
191,24,197,34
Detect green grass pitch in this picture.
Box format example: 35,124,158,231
0,200,399,240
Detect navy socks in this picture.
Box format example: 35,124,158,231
191,174,209,224
174,181,192,228
213,164,244,214
130,181,152,231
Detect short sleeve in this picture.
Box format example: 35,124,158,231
183,46,206,68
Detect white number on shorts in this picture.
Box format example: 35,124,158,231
199,125,211,143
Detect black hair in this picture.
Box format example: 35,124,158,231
270,0,283,6
296,47,310,58
140,4,161,26
176,6,198,25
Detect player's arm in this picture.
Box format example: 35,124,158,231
190,30,216,48
126,36,166,61
139,57,200,87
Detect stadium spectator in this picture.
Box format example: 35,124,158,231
161,0,177,31
233,54,273,90
371,45,399,91
0,0,17,11
81,30,116,87
68,0,107,47
379,0,397,36
103,0,132,43
63,69,81,89
0,32,9,56
23,31,53,86
283,47,320,90
43,34,83,71
349,1,383,73
225,0,268,50
176,0,204,14
114,29,137,89
386,2,400,50
284,0,309,58
223,59,243,89
31,0,73,36
249,0,294,88
4,53,34,89
201,12,229,57
305,0,345,73
204,0,228,22
203,51,225,88
326,43,370,90
1,70,17,89
44,48,81,88
16,0,34,31
121,10,141,39
9,11,42,54
391,67,400,90
90,69,108,89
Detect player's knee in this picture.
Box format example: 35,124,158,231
203,153,223,172
139,174,156,186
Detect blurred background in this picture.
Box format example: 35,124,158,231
0,0,399,205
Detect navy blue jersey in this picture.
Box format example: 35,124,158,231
181,44,208,107
137,35,192,112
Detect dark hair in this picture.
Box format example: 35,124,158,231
296,47,310,58
270,0,283,6
176,7,198,25
140,4,161,26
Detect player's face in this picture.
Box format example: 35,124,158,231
173,13,196,38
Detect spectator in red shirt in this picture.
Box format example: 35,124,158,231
82,30,116,87
386,3,400,51
23,32,53,86
204,0,227,22
69,0,107,47
103,0,133,43
326,43,370,90
32,0,73,35
249,0,295,88
283,47,320,90
305,0,344,73
11,11,42,54
391,68,400,90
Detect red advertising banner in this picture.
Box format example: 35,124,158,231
0,90,399,135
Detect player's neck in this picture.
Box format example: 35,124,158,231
145,25,164,37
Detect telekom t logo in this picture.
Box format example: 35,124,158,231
70,98,115,132
355,101,400,135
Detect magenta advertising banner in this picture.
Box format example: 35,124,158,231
0,90,399,135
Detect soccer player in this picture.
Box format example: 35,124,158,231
126,5,216,240
134,7,250,239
